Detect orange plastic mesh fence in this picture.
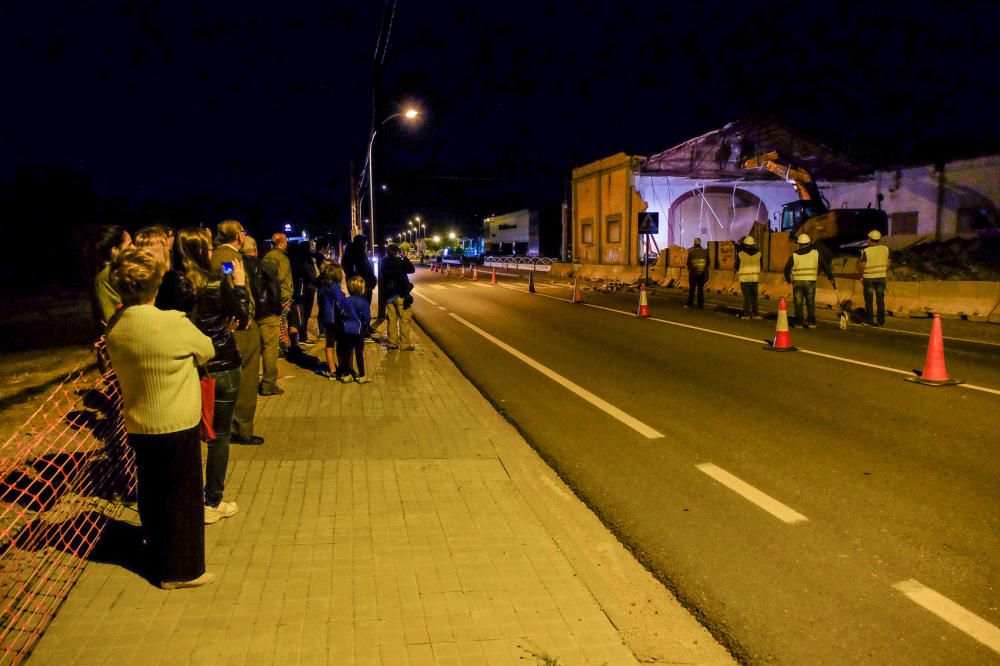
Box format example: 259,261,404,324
0,340,134,663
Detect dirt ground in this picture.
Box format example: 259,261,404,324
0,291,98,444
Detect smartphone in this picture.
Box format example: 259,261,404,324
221,261,234,275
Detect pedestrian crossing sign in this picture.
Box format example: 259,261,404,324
638,212,659,234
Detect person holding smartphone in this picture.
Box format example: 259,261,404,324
156,227,250,525
211,220,264,446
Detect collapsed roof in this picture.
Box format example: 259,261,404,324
641,115,874,182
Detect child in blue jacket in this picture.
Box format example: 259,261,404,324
317,263,346,379
336,276,372,383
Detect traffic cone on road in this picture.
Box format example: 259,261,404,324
637,282,649,317
472,266,479,281
571,276,582,303
905,315,962,386
446,265,451,276
491,267,498,285
528,271,536,293
460,265,466,279
765,298,796,352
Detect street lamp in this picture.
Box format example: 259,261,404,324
366,107,420,255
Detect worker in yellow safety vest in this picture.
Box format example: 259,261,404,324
734,235,763,319
858,229,891,326
783,234,836,328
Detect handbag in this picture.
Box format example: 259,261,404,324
199,373,216,442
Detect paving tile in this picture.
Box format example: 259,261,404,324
26,329,666,666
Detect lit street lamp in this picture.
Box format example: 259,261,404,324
366,107,419,255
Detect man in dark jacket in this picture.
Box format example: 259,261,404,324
341,234,377,332
686,238,709,308
379,244,416,350
242,235,284,397
342,235,375,296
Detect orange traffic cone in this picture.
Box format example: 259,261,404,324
905,315,962,385
765,297,796,352
446,265,451,276
528,271,536,293
432,263,437,273
472,266,479,281
637,282,649,317
571,276,582,303
460,265,466,279
491,267,498,285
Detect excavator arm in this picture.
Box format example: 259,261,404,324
741,150,824,204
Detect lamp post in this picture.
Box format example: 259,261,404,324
366,107,419,256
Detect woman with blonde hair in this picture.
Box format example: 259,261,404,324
105,247,216,589
157,227,250,525
133,224,174,269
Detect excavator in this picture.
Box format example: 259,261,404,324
742,151,888,250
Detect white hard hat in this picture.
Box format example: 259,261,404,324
868,229,882,241
742,236,756,246
796,233,811,244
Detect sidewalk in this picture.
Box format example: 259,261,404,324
29,324,733,666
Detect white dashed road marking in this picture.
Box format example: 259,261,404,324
447,312,664,439
431,284,447,290
894,579,1000,654
696,463,808,524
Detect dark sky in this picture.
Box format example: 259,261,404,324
2,0,997,235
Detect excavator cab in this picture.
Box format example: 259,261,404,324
779,200,827,233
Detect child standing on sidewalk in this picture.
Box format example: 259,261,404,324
316,262,346,380
337,276,371,384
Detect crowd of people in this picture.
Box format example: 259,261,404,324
90,222,415,590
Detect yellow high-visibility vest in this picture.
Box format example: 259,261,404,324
737,250,761,283
791,250,819,281
861,245,890,278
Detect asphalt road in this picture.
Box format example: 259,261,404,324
409,267,1000,665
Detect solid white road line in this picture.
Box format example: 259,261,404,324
413,290,439,306
447,312,664,439
695,463,808,524
894,579,1000,654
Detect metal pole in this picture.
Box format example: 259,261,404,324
367,129,377,257
644,234,650,285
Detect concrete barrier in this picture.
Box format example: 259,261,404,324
562,263,1000,322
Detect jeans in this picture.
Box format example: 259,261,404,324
740,282,759,317
205,366,241,507
336,333,366,378
792,281,817,325
863,278,886,325
687,273,707,307
385,295,412,347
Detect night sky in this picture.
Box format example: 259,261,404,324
2,0,998,238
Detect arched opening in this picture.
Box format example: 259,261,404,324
668,187,768,246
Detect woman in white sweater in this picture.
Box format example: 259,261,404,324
105,247,217,590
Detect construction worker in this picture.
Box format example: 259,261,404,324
734,236,762,319
783,234,836,328
859,229,890,327
685,238,709,308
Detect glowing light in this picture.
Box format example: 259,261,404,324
404,108,419,119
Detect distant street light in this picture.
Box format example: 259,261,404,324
366,107,420,255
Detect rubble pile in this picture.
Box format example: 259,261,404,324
891,238,1000,282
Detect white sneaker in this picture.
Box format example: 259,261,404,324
338,375,354,384
204,500,239,525
356,376,370,384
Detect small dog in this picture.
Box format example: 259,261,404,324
838,298,853,330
